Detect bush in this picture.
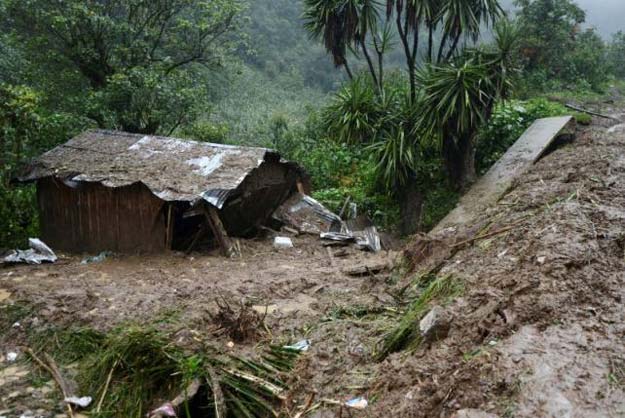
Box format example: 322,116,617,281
476,98,570,174
0,84,91,250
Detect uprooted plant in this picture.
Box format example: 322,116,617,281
210,298,267,343
375,274,463,361
25,323,303,418
83,326,303,418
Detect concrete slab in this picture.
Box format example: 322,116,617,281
431,116,574,235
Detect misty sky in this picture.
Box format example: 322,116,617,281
502,0,625,38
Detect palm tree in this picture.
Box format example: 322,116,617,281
385,0,503,101
418,19,519,190
303,0,386,92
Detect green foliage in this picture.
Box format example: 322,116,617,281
321,76,380,144
181,120,231,144
3,0,245,134
376,274,463,360
273,113,400,225
608,31,625,79
476,98,569,173
0,84,91,249
206,65,327,147
88,68,202,135
47,324,302,418
244,0,341,91
513,0,610,91
81,326,183,418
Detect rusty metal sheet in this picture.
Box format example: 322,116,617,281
432,116,574,234
20,130,281,208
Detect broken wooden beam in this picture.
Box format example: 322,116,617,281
564,103,621,121
202,205,238,257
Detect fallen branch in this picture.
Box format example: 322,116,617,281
25,348,75,418
565,103,620,121
96,360,118,413
452,226,517,249
451,216,530,249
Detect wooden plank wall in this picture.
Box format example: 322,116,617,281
37,177,167,253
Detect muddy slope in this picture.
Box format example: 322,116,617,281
371,122,625,417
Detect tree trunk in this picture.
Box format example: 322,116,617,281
398,177,424,236
442,133,477,192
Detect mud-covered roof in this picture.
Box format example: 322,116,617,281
19,130,283,208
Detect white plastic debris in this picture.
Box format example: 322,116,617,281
284,339,311,352
150,402,176,417
273,236,294,249
64,396,92,408
81,251,112,264
3,238,57,265
6,352,18,362
345,396,368,409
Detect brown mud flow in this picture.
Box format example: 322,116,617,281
2,112,625,417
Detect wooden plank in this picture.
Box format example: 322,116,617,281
202,205,237,257
165,204,174,250
432,116,574,234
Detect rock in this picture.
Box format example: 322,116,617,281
452,409,499,418
419,306,451,341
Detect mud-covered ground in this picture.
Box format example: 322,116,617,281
0,233,399,417
2,100,625,418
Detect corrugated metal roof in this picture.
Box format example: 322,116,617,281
19,130,282,208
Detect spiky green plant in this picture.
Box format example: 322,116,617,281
376,274,463,360
321,75,381,144
70,325,303,418
81,326,183,418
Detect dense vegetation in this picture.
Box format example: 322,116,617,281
1,0,624,249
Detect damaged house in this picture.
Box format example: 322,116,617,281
18,130,309,254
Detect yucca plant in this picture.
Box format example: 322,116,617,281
321,75,382,144
77,326,303,418
417,19,518,191
303,0,387,93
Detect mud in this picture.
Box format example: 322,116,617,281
371,118,625,417
0,236,398,416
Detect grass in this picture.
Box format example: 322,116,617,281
81,326,182,418
24,323,303,418
375,274,463,361
0,301,34,333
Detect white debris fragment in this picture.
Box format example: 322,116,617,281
3,238,57,265
273,237,294,249
150,402,176,417
345,396,368,409
537,256,547,265
497,249,508,258
284,339,311,352
6,352,18,362
64,396,93,408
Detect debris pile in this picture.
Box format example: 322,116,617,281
3,238,57,265
273,193,382,253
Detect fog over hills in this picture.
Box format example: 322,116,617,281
502,0,625,38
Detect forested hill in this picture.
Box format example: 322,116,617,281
205,0,343,146
243,0,342,91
